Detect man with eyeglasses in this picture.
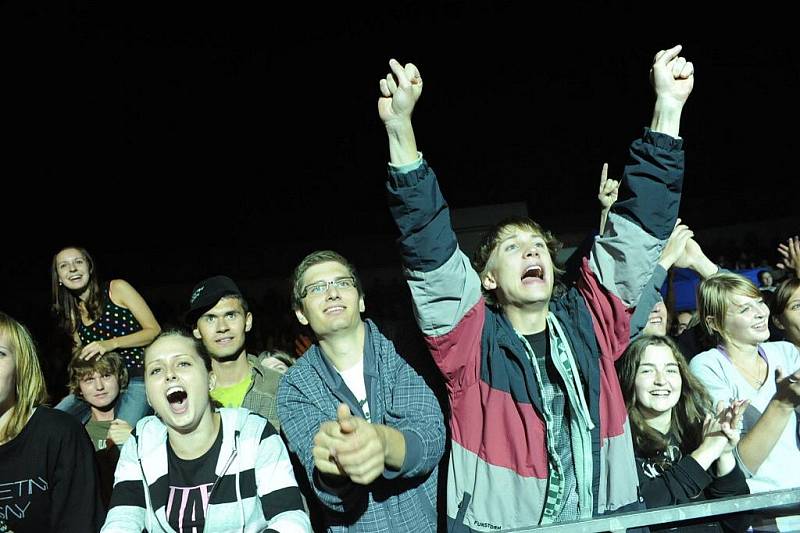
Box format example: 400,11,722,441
184,275,284,431
277,250,445,532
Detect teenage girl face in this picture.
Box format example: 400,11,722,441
634,344,682,420
144,335,213,433
55,248,91,292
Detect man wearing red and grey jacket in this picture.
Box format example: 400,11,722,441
379,45,694,532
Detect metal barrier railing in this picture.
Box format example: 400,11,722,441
499,487,800,532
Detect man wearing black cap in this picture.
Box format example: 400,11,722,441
185,275,283,431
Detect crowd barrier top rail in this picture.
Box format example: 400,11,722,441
499,487,800,532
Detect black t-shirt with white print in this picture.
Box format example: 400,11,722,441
166,426,223,533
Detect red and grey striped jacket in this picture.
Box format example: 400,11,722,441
386,128,684,532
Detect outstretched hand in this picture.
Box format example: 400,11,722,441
650,44,694,106
777,236,800,277
378,59,423,128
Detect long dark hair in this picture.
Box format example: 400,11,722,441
51,246,104,337
617,335,711,463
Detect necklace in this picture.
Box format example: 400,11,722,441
732,357,766,388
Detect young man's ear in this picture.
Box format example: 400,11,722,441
295,308,309,326
208,372,217,391
359,296,365,314
482,271,497,292
245,312,253,333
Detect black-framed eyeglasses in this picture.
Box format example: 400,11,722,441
301,276,356,298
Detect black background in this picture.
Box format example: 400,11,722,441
1,1,797,323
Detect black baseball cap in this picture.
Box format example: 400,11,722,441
184,275,242,325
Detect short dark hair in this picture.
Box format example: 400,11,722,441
290,250,363,310
145,328,212,371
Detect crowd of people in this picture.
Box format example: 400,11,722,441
1,45,798,533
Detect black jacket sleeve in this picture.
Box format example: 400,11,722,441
637,454,713,507
51,414,106,532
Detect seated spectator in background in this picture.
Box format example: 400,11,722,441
102,329,309,532
0,311,105,532
259,349,296,374
690,273,800,531
185,275,284,431
673,309,695,337
617,335,749,532
68,351,132,508
758,270,776,293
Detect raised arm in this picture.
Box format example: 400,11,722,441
380,59,484,390
777,236,800,278
629,221,693,338
379,58,422,166
598,163,620,235
649,44,694,137
587,45,694,318
630,230,721,339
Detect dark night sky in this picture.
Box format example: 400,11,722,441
1,2,797,314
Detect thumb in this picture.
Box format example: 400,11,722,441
337,403,357,433
336,403,352,421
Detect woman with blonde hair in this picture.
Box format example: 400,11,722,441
0,311,104,532
690,272,800,531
